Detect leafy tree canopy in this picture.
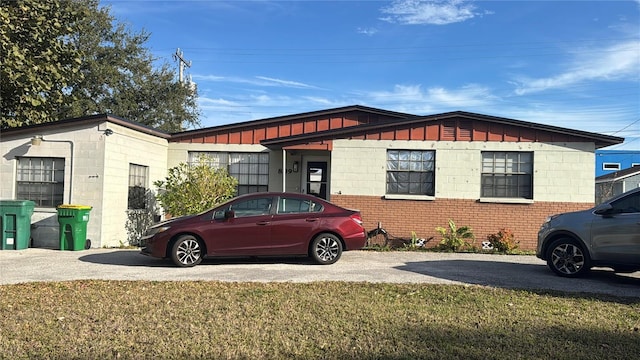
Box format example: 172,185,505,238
1,0,200,131
154,156,239,217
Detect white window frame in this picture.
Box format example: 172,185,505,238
189,151,269,195
481,152,533,200
128,163,149,210
385,150,435,196
16,157,65,207
603,163,621,171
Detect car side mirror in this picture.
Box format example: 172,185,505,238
594,203,614,216
213,210,234,220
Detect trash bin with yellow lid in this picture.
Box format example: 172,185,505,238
57,204,92,250
0,200,35,250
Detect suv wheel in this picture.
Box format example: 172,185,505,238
546,238,590,277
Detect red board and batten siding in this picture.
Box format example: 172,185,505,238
354,119,575,143
172,111,388,145
331,195,592,251
173,115,578,145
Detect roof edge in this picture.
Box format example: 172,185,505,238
170,105,416,138
0,114,171,139
261,110,624,148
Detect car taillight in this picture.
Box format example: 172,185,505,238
350,213,364,226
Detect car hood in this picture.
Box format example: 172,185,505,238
152,214,198,228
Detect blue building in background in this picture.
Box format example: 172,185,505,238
595,150,640,177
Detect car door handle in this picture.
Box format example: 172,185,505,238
305,218,319,222
256,221,271,226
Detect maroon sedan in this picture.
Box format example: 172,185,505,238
140,192,367,267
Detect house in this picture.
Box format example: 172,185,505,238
0,114,169,248
0,106,624,251
595,150,640,177
595,165,640,204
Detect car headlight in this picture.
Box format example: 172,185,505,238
145,225,171,236
543,214,560,224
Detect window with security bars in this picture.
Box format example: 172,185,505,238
128,164,149,210
189,152,269,195
16,157,65,207
386,150,435,196
481,152,533,199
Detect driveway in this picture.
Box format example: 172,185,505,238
0,248,638,297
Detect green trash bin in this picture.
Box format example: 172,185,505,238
57,205,92,251
0,200,35,250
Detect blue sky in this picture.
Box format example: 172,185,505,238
104,0,640,148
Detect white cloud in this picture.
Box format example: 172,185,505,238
380,0,486,25
366,83,496,114
357,27,379,36
302,96,335,106
513,40,640,95
254,76,317,89
193,74,318,89
198,96,240,109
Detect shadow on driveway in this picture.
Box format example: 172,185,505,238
78,250,314,267
396,259,640,301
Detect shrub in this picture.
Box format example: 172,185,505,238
154,154,238,216
435,219,475,251
486,228,519,253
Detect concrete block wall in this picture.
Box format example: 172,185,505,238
331,139,595,203
0,123,108,248
329,139,596,251
100,123,168,247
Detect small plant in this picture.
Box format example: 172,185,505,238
486,228,519,253
403,231,429,250
435,219,475,251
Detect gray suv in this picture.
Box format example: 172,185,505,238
537,187,640,277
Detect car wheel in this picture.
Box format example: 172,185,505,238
310,233,342,265
546,238,590,277
171,235,203,267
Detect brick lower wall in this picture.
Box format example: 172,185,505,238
330,195,593,251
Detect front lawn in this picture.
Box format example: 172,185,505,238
0,281,638,359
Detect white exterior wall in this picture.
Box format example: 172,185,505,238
1,123,109,248
331,139,595,203
0,121,168,248
167,143,267,168
166,142,290,192
100,123,168,247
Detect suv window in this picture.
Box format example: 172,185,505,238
610,192,640,214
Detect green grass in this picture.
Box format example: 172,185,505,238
1,281,638,359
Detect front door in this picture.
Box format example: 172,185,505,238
306,161,328,199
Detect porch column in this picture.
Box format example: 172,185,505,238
282,149,286,192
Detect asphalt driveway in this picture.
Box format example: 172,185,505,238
0,248,638,297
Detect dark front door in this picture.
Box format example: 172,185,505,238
306,161,327,199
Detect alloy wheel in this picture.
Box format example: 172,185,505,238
550,242,585,276
175,238,202,266
316,236,339,262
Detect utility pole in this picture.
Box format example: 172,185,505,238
173,48,191,84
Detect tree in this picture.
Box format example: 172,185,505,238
1,0,200,131
154,156,239,217
0,0,87,127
